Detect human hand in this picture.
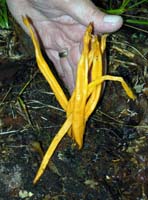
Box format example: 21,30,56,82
6,0,123,93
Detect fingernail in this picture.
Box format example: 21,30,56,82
104,15,123,25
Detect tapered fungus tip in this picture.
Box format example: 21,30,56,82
33,177,38,185
88,22,93,32
22,15,28,25
33,170,43,184
33,179,37,185
78,143,83,150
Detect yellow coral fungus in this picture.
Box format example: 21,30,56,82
23,16,136,184
22,16,68,111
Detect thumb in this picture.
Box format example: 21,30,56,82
61,0,123,33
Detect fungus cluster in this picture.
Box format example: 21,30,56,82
23,16,136,184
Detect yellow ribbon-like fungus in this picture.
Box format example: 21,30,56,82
23,16,136,184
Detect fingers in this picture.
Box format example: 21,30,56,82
46,49,75,94
58,0,123,33
46,50,64,77
60,57,75,93
67,44,81,81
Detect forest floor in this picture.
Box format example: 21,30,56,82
0,1,148,199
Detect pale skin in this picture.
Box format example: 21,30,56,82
6,0,123,93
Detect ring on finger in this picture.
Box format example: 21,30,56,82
58,48,68,58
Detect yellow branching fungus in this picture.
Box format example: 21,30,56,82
23,16,136,184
